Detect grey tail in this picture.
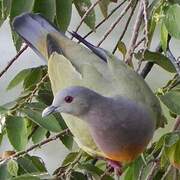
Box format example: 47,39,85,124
12,12,65,59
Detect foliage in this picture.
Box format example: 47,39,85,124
0,0,180,179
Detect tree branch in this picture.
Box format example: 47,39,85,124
97,0,133,47
112,0,138,54
0,129,70,165
83,0,127,39
72,0,103,37
125,1,144,66
0,44,28,79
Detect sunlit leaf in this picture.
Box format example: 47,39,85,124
7,159,19,177
11,175,40,180
160,90,180,114
160,22,168,52
164,4,180,39
55,0,72,32
6,116,28,151
117,41,127,60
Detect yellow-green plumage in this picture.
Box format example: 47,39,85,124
13,13,166,158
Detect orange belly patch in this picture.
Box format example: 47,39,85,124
105,144,146,163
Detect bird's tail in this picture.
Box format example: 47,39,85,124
12,13,66,60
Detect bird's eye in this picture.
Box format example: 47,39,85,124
64,96,73,103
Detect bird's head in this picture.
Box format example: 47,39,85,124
42,86,99,117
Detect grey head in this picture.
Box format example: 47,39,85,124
42,86,102,117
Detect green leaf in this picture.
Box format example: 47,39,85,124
62,152,79,166
32,126,47,144
164,4,180,39
30,156,47,172
160,22,168,52
117,41,127,60
99,0,110,18
10,0,34,21
160,90,180,114
6,69,30,90
135,50,176,72
17,155,47,173
23,67,43,89
70,171,87,180
6,116,28,151
0,164,11,180
165,132,179,147
23,109,62,132
123,157,143,180
10,0,34,49
11,175,40,180
55,0,72,32
74,0,96,29
7,159,19,177
0,0,12,25
78,163,104,176
0,106,7,114
60,133,73,150
33,0,56,21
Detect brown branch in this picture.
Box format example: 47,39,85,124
83,0,127,39
97,0,133,47
0,44,28,78
72,0,103,38
125,1,144,66
0,129,70,165
173,116,180,131
112,0,138,54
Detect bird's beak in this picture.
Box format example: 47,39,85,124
42,105,58,117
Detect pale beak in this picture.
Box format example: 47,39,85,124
42,105,58,117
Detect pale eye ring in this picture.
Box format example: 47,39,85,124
64,96,73,103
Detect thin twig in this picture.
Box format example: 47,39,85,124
0,44,28,78
166,48,180,76
112,0,138,54
0,129,70,165
142,0,149,51
134,37,145,50
145,153,161,180
97,0,133,47
136,0,149,72
173,116,180,131
83,0,127,39
72,0,103,38
161,165,172,180
125,1,144,66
